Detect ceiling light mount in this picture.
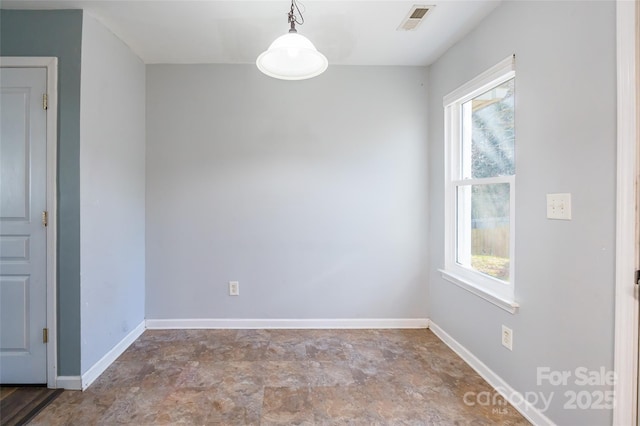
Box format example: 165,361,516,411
257,0,328,81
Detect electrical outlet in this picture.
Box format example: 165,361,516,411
229,281,239,296
502,325,513,351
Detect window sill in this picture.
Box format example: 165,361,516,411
439,269,520,314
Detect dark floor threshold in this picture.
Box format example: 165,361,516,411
16,389,63,426
0,384,47,388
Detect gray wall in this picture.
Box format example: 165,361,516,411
146,65,429,320
79,14,146,373
427,1,616,424
0,9,82,376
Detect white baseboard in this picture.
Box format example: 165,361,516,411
55,375,82,390
428,321,555,426
80,320,146,390
145,318,429,330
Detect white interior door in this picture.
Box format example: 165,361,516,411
0,67,48,384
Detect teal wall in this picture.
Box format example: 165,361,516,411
1,9,82,376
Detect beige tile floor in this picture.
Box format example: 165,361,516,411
31,329,529,425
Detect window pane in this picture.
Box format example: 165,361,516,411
456,183,510,282
461,79,515,179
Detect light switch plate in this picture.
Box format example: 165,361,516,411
546,193,572,220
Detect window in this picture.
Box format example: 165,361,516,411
441,56,518,313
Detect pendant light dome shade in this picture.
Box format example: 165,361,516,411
256,32,328,80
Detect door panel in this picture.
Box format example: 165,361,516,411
0,276,30,350
0,67,48,384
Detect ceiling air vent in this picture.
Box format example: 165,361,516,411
397,5,434,31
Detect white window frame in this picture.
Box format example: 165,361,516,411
440,55,519,314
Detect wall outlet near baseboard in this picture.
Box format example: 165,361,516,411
229,281,239,296
502,325,513,351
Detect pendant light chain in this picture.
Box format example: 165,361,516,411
288,0,305,32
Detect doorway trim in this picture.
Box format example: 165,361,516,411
0,56,58,388
613,0,639,424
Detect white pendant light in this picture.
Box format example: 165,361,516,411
257,0,328,80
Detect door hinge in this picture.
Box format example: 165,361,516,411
42,93,48,110
42,210,48,227
43,328,48,344
635,270,640,299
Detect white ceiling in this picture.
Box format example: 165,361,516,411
2,0,501,66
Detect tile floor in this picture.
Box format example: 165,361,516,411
31,329,529,425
